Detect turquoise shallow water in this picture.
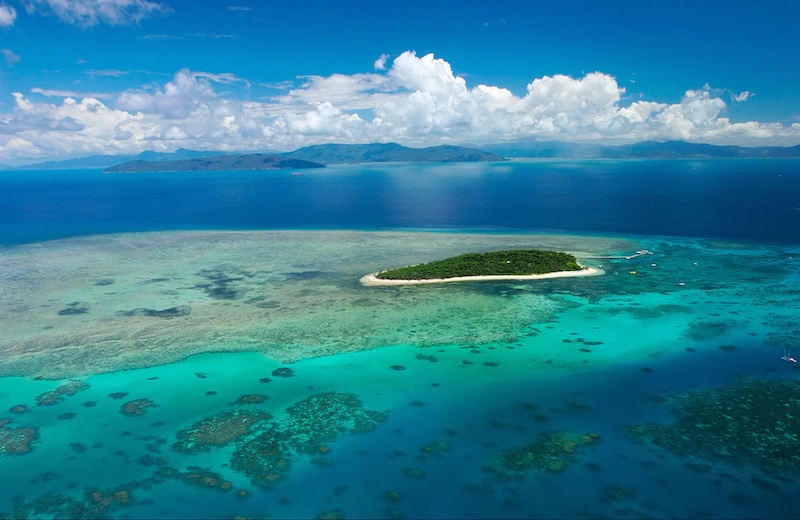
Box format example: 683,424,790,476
1,230,799,519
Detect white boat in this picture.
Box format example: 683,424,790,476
782,348,797,363
291,171,304,176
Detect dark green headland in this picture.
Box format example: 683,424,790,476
375,250,582,280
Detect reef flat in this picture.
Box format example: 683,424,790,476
0,230,621,379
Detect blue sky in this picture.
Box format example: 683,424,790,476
1,0,799,163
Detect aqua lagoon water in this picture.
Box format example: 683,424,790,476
1,160,800,519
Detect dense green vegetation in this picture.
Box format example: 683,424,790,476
376,250,582,280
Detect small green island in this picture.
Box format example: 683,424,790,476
361,250,601,286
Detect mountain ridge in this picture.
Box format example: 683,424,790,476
7,140,800,171
104,154,325,173
283,143,505,163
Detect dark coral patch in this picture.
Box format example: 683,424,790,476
271,367,295,378
230,392,386,488
0,420,40,455
120,399,158,417
36,380,89,406
487,431,600,479
631,378,800,471
58,303,88,315
173,409,271,454
229,394,268,405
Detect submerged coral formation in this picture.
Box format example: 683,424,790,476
120,398,158,417
35,380,89,406
230,392,386,488
173,409,272,453
7,483,138,519
0,418,40,456
631,377,800,470
231,425,293,487
229,394,268,405
487,431,600,479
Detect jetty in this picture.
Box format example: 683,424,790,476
581,250,653,261
625,249,652,260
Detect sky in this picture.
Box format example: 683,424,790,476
1,0,800,163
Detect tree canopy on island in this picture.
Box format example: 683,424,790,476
376,250,582,280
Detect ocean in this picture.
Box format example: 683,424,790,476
1,159,799,519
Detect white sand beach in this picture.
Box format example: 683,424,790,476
360,266,605,286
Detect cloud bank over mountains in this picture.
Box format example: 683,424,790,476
2,51,799,161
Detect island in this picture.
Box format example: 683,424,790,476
104,154,325,173
360,249,603,286
283,143,505,164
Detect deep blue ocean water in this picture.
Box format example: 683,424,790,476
2,159,800,520
2,159,800,246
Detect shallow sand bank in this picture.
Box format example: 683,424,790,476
360,266,604,286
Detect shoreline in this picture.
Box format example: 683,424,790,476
360,266,605,286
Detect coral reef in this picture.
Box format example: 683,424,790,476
7,483,138,519
630,377,800,471
271,367,295,378
173,409,271,453
120,398,158,417
229,394,268,405
384,490,403,503
230,392,386,488
0,418,40,455
282,392,385,454
487,431,600,479
230,425,292,488
421,441,452,456
35,380,89,406
179,466,234,491
403,467,426,479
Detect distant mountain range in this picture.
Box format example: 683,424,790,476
283,143,504,164
105,154,325,173
8,149,236,171
5,141,800,172
481,140,800,159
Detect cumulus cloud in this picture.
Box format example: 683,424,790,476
24,0,169,27
374,54,389,71
2,50,800,161
0,3,16,27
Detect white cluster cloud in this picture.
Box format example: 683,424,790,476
0,2,15,26
24,0,169,27
2,51,800,162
